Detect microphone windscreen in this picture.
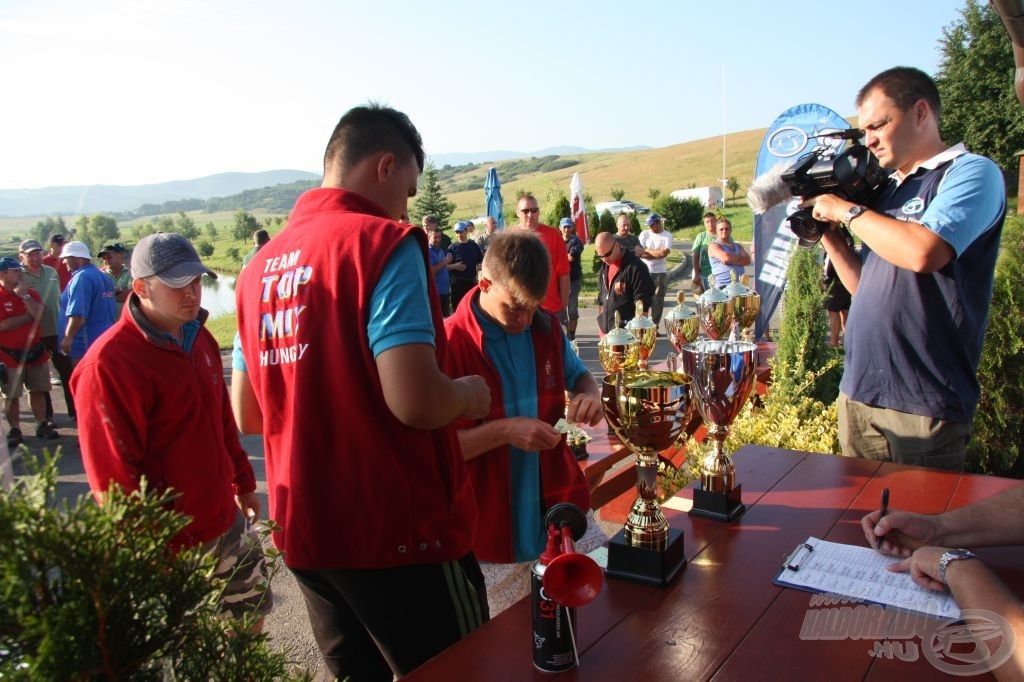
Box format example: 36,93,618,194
746,164,793,214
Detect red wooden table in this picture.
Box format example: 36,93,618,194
407,446,1023,681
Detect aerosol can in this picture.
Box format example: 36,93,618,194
531,524,576,672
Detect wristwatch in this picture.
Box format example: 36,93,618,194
937,548,978,585
844,205,867,226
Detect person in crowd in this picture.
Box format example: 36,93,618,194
861,485,1023,678
822,231,854,348
0,257,58,448
98,242,131,317
595,231,654,333
71,233,272,626
422,214,451,248
637,212,673,325
241,229,271,268
691,211,717,292
18,239,63,421
559,217,584,339
444,231,604,614
810,66,1004,471
615,212,641,254
513,195,570,321
707,217,750,288
447,221,484,310
58,240,115,418
42,233,71,291
231,104,492,680
426,224,453,316
476,216,499,254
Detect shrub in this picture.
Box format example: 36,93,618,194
197,240,215,258
651,195,703,230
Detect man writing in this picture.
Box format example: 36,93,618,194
233,104,492,680
811,66,1005,471
513,195,570,321
71,233,270,624
595,231,654,333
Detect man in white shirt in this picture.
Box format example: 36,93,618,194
637,213,672,325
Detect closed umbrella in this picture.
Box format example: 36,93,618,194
484,167,503,229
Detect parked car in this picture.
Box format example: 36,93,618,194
594,201,634,216
621,201,650,214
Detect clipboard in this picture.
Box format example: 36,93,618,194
774,536,960,620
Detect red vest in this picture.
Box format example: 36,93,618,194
444,289,590,563
236,188,478,570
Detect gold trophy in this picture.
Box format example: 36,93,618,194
723,274,760,342
599,315,692,585
663,291,699,362
695,285,733,340
681,339,758,522
625,302,657,370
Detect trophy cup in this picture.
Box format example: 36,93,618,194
663,291,699,363
625,303,657,370
695,286,733,340
681,339,758,521
723,274,760,342
599,318,692,585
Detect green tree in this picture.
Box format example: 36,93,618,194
74,214,119,256
647,188,662,203
598,209,617,235
205,221,219,239
409,163,456,229
32,217,66,244
936,0,1024,186
545,191,570,227
197,241,215,258
727,176,741,202
610,187,625,201
651,195,703,230
629,213,641,236
232,209,260,242
226,246,242,262
173,211,200,241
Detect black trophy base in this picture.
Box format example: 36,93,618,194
605,527,686,587
689,483,745,522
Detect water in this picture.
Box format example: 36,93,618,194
199,271,238,318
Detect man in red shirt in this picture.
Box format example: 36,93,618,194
41,234,71,291
513,194,570,322
0,257,59,448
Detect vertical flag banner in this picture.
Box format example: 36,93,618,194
752,103,850,339
485,167,504,229
570,172,589,244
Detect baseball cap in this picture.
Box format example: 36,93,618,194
49,234,66,245
0,257,23,271
98,242,128,256
453,221,468,232
646,213,662,226
558,217,573,229
59,241,92,259
19,239,43,253
131,233,217,288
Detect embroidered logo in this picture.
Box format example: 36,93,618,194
902,197,925,216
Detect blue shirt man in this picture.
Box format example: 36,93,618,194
58,241,116,359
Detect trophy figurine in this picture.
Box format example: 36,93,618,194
681,339,758,522
599,315,692,585
625,303,657,370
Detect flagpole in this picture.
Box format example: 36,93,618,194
721,63,727,209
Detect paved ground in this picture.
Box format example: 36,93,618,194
5,238,752,676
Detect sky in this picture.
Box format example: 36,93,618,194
0,0,974,189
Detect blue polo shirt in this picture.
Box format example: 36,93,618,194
58,263,116,358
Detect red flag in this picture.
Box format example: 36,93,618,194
570,172,589,244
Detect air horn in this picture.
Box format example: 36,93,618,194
531,503,603,672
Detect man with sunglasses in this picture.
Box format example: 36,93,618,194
513,195,570,322
594,231,654,334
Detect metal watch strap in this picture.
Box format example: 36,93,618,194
844,205,866,226
937,548,977,585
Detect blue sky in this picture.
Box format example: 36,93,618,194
0,0,973,188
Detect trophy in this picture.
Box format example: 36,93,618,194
599,318,692,585
723,274,760,342
625,303,657,370
681,339,758,522
695,286,733,340
663,291,699,362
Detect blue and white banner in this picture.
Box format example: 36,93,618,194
753,103,850,339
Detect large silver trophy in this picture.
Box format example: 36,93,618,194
599,314,692,585
681,339,758,521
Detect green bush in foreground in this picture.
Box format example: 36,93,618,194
0,452,307,680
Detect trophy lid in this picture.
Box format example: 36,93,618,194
723,278,755,298
600,325,637,347
664,301,697,321
626,301,656,331
699,286,730,304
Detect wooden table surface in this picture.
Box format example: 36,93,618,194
407,446,1023,681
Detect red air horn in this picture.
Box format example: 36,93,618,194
540,503,603,608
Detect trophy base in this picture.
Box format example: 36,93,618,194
604,527,686,587
689,484,745,522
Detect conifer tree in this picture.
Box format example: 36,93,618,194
409,163,455,229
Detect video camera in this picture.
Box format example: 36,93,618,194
781,129,890,244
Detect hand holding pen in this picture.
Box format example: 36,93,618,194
861,487,937,556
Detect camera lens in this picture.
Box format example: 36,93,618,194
787,210,825,244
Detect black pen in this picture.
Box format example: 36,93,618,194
875,488,890,550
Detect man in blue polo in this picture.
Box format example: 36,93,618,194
58,241,116,396
811,66,1005,471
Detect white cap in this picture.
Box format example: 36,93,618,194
59,241,91,259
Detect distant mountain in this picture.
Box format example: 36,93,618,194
429,145,651,168
0,170,320,217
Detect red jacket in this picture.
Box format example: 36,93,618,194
444,288,590,563
42,254,71,291
0,287,46,367
235,188,478,570
71,297,256,550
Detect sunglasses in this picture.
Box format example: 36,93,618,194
598,244,617,258
519,207,540,215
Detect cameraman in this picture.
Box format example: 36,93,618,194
808,66,1004,472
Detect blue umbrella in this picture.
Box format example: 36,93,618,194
484,167,503,229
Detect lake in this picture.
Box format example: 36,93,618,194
200,272,238,318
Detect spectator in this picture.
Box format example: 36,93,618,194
18,239,64,421
558,217,584,339
98,242,131,317
422,214,451,248
476,216,499,254
72,233,272,625
637,212,673,325
707,217,750,288
426,224,453,316
0,257,59,448
447,221,484,310
615,212,641,254
241,229,271,269
232,104,492,680
444,231,604,614
691,212,717,292
42,234,71,291
513,195,570,321
595,231,654,333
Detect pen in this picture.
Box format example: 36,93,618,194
875,488,890,550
